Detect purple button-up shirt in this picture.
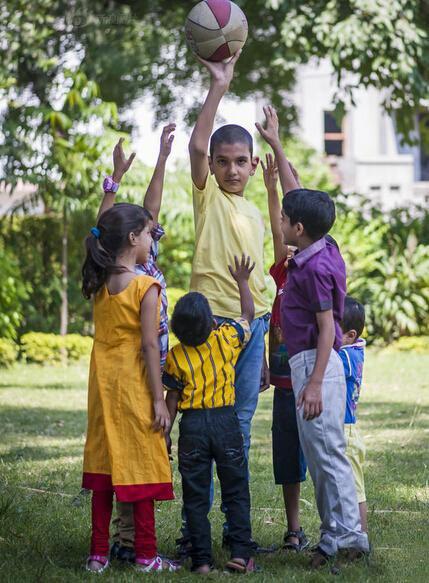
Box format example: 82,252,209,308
281,237,346,359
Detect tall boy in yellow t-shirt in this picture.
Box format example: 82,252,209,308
176,51,270,555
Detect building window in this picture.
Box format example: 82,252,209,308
324,111,344,157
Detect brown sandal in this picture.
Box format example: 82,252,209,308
225,557,259,573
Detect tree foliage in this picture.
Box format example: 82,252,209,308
1,1,428,139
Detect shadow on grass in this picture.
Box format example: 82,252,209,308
0,444,83,463
0,406,86,439
0,381,85,390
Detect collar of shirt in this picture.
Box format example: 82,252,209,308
290,237,326,269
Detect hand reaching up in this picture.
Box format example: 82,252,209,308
112,138,136,183
228,254,255,284
261,152,279,193
159,123,176,160
196,49,242,91
255,105,281,148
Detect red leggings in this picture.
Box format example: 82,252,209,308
91,490,157,559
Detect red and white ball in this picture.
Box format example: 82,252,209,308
185,0,248,62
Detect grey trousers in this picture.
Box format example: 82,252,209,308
289,349,369,556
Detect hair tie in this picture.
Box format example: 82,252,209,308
90,227,100,239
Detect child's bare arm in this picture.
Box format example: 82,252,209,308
261,153,288,264
297,309,335,420
165,390,179,433
228,254,255,323
140,285,171,433
189,51,241,189
144,124,175,223
97,138,136,220
256,106,300,195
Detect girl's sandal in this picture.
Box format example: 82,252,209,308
85,555,109,573
225,557,260,573
135,555,181,572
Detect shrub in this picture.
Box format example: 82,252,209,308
0,241,29,340
21,332,92,364
0,338,18,367
387,336,429,353
64,334,93,361
166,287,187,320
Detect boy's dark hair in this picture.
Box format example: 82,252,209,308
282,189,336,240
342,296,365,338
81,203,152,299
171,292,213,347
209,124,253,158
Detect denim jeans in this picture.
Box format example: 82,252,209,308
178,407,252,568
180,314,269,541
216,314,270,459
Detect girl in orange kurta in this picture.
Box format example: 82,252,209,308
81,203,178,574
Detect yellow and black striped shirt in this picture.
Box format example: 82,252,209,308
162,319,251,411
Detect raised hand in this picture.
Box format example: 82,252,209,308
255,105,281,148
159,123,176,160
196,49,242,90
228,254,255,284
112,138,136,183
261,152,279,193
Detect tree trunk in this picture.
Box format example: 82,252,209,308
60,202,68,337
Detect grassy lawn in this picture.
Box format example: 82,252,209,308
0,350,428,582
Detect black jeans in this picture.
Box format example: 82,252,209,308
178,406,252,567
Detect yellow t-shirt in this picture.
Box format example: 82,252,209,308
162,319,251,411
190,174,269,319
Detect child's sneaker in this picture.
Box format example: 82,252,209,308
135,555,180,572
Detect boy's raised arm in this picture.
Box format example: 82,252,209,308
189,51,241,190
261,152,288,264
144,123,175,223
256,106,300,195
228,254,255,323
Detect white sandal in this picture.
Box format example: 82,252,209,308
85,555,109,573
135,555,180,572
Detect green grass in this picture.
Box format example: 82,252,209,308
0,351,428,581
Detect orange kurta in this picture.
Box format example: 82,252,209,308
82,275,173,503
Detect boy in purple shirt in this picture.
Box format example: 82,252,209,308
257,106,369,568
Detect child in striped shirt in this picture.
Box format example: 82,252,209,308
163,255,257,574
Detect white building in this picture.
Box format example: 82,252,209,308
292,59,429,207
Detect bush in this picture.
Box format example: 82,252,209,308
0,338,18,367
64,334,93,361
386,336,429,353
21,332,92,364
0,241,28,339
166,287,187,320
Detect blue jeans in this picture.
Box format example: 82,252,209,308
222,314,270,459
180,314,269,540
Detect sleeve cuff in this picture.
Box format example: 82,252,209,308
151,223,165,241
310,299,333,312
162,371,184,391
